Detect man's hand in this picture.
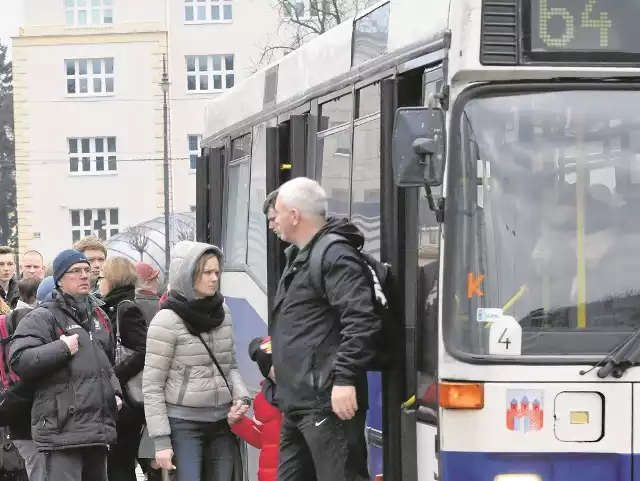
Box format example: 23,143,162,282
228,400,249,425
116,396,123,411
60,334,79,355
155,449,175,471
331,385,358,420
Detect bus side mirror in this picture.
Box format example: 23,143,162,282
391,107,445,187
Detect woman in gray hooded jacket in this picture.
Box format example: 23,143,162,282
142,241,250,481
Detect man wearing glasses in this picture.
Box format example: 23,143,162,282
9,249,122,481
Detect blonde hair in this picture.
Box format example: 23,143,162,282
0,297,9,315
73,236,107,257
103,256,139,291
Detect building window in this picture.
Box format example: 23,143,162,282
186,55,235,92
70,208,119,242
66,58,114,95
185,0,232,22
188,135,202,170
282,0,319,19
65,0,113,26
68,137,117,173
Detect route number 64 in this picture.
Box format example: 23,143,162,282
539,0,612,48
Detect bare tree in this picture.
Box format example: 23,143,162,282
122,225,151,262
174,221,196,244
251,0,378,72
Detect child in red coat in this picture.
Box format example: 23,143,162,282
228,336,281,481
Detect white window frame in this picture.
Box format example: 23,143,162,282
65,0,114,26
68,137,118,174
282,0,319,20
70,208,120,243
188,135,202,171
186,55,235,92
184,0,233,23
66,58,115,96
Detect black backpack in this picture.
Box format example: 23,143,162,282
308,233,400,371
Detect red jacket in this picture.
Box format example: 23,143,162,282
231,382,281,481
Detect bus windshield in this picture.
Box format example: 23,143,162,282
447,88,640,358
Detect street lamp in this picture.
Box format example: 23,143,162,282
161,54,171,277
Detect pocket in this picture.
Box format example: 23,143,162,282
54,386,76,432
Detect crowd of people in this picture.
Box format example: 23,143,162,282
0,177,385,481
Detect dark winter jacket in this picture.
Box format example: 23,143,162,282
8,291,121,451
271,217,382,414
231,379,281,481
102,285,147,389
0,277,19,310
134,290,160,326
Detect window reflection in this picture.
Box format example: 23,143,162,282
352,118,381,259
318,129,351,218
247,124,268,285
449,90,640,357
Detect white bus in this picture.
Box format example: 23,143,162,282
197,0,640,480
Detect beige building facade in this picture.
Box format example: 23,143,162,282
13,0,282,262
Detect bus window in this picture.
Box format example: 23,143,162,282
318,94,353,219
224,133,252,264
352,84,381,260
247,123,269,286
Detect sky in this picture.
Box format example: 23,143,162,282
0,1,23,55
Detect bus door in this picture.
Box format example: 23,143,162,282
197,146,225,247
265,114,308,327
379,62,441,481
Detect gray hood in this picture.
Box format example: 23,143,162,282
169,241,223,301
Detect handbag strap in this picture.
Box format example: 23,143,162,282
196,334,232,396
114,299,136,345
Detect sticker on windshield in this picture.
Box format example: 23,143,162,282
488,315,522,355
506,389,544,433
476,308,503,323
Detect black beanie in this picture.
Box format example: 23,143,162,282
249,336,272,379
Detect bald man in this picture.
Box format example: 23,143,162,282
21,250,45,281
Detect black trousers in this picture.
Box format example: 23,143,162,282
44,446,108,481
277,411,369,481
107,404,145,481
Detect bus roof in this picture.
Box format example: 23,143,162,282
203,0,449,145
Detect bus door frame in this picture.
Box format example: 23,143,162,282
265,112,309,328
380,59,444,481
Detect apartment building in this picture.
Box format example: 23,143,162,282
13,0,283,262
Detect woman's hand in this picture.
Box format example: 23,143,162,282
228,400,249,425
155,449,175,471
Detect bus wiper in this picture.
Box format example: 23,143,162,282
579,328,640,378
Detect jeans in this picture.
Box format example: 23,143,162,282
277,412,369,481
169,417,236,481
13,440,45,481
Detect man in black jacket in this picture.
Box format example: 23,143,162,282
271,177,382,481
9,249,122,481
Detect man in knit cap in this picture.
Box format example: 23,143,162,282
9,249,122,481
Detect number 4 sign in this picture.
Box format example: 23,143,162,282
488,315,522,355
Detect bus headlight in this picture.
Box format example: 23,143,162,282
494,475,541,481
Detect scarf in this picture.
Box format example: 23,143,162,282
161,290,226,335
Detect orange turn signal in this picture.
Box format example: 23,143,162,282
439,382,484,409
375,475,383,481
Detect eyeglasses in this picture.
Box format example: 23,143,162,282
66,267,91,276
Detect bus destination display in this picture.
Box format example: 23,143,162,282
528,0,640,56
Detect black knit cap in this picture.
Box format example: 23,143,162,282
248,336,272,379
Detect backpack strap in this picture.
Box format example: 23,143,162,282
308,233,352,299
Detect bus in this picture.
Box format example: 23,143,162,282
197,0,640,479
